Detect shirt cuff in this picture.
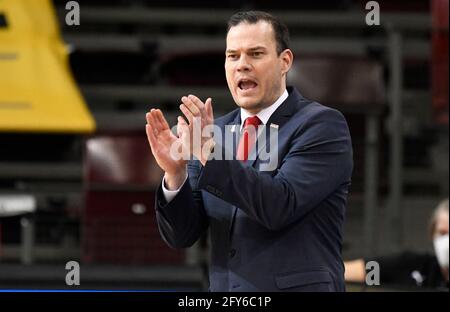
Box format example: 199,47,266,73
161,173,188,203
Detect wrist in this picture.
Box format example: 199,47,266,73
164,170,187,190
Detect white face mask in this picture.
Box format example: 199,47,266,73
434,234,449,269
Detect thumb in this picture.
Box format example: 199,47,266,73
205,98,214,122
177,116,188,137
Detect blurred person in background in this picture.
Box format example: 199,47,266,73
345,199,449,290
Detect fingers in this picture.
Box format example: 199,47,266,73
146,109,163,132
179,103,195,126
145,110,155,127
145,123,157,152
146,109,162,143
177,115,189,127
205,98,214,122
180,95,215,125
146,108,169,130
182,94,209,123
187,94,204,112
145,111,151,124
146,111,157,137
177,116,189,134
176,115,188,137
181,96,200,118
155,109,170,130
146,95,213,142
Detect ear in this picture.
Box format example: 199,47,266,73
280,49,294,75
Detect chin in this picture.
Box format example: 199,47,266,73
238,101,259,110
235,97,260,110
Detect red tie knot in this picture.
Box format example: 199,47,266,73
243,116,262,129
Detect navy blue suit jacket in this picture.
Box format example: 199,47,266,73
155,86,353,291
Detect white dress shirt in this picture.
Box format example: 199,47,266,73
162,89,288,202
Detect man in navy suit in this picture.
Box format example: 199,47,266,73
145,11,353,291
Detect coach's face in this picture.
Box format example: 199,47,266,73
225,21,292,114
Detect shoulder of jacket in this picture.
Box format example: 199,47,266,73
214,108,240,126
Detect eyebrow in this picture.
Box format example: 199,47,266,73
248,46,267,52
226,46,267,54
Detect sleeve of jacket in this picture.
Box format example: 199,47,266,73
197,107,353,231
154,160,209,248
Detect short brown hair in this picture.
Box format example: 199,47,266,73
227,11,290,55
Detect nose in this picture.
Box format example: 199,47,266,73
237,55,251,72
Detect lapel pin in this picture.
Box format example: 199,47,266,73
270,123,279,129
231,125,237,133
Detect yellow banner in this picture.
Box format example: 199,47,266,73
0,0,95,133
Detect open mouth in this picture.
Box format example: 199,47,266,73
238,79,258,91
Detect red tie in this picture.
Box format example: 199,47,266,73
237,116,262,161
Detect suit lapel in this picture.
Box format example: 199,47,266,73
226,87,308,240
246,87,307,168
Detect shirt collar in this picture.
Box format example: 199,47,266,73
240,89,288,131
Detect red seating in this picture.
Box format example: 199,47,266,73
288,55,387,192
288,55,385,109
82,132,185,265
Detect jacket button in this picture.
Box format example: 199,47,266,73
229,248,236,258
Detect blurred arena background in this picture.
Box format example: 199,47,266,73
0,0,448,291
